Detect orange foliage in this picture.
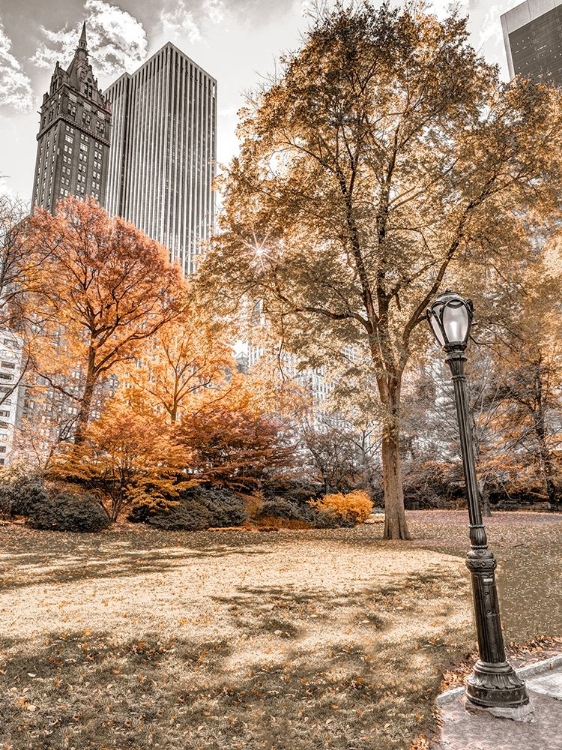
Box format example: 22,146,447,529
26,197,184,442
48,401,192,521
312,490,373,523
118,297,235,423
175,375,296,489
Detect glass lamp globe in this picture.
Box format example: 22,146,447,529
427,290,473,348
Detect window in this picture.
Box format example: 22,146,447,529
0,411,10,418
80,143,88,153
0,422,9,429
69,104,76,117
65,134,73,144
0,447,7,454
1,361,15,369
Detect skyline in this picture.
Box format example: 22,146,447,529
1,0,524,202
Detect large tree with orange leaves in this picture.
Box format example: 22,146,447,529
119,305,236,424
26,197,184,443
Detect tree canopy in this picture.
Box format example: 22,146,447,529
198,3,562,538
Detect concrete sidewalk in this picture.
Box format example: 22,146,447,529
435,656,562,750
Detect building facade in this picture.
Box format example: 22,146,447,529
105,43,217,276
502,0,562,85
31,24,111,212
0,333,26,467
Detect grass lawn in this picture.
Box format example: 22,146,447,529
0,510,561,749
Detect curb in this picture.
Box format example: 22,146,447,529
436,654,562,707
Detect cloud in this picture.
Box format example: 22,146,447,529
478,5,503,47
30,0,148,77
160,0,228,42
203,0,226,24
0,18,33,112
161,1,203,43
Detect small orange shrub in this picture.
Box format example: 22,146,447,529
312,490,373,523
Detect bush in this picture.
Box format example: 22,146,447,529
10,480,50,517
262,482,323,505
261,498,315,521
0,465,48,517
256,496,344,529
147,501,213,531
140,486,248,531
402,460,464,509
312,490,373,524
28,489,111,532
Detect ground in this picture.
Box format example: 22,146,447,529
0,511,561,750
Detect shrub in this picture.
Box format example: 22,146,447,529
140,486,248,531
261,498,315,521
147,501,214,531
196,487,248,527
0,465,48,517
262,482,323,505
256,496,343,529
312,490,373,524
27,489,111,532
10,480,50,517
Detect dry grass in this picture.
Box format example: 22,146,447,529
0,511,560,750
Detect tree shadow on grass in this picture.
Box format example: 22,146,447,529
209,568,467,644
0,544,274,593
0,624,457,750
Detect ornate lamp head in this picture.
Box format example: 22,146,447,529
426,290,473,349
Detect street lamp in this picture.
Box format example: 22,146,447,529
427,290,528,709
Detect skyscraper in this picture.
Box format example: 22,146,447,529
501,0,562,85
31,24,111,211
105,44,217,276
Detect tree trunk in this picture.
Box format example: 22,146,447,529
74,348,97,445
478,475,492,517
534,382,558,511
381,395,410,540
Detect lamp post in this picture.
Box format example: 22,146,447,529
426,290,528,709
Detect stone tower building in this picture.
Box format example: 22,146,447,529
31,24,111,212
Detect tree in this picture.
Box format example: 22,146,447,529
119,301,235,423
48,401,191,521
176,379,296,489
301,413,380,494
488,251,562,509
26,197,184,443
198,4,562,538
0,196,52,406
0,195,47,330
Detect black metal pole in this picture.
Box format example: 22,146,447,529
445,346,528,708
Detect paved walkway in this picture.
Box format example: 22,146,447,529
436,659,562,749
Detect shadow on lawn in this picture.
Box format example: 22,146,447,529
0,621,458,750
0,542,274,593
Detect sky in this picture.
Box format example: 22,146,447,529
0,0,521,203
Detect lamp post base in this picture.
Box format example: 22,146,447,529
466,660,529,708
